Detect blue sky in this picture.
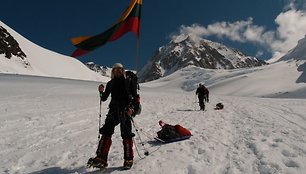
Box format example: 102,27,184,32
1,0,306,70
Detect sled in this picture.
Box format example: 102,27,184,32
154,135,192,144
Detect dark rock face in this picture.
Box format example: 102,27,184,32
85,62,109,76
0,26,27,59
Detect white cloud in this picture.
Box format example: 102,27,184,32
174,18,258,43
284,0,306,11
272,9,306,53
256,51,264,58
172,5,306,60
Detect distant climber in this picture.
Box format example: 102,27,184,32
195,83,209,111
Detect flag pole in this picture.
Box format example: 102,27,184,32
136,36,139,75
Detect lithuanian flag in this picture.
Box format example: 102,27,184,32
71,0,142,57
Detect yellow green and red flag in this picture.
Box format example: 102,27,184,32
71,0,142,57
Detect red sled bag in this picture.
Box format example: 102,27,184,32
156,120,192,143
174,125,192,136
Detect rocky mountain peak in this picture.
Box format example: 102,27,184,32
85,62,110,77
139,37,266,82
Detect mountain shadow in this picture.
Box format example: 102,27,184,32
297,61,306,83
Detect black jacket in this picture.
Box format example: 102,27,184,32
101,76,137,109
196,86,209,99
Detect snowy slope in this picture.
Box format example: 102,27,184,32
0,21,108,82
1,60,306,174
280,36,306,61
142,60,306,98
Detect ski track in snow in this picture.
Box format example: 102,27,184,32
0,75,306,174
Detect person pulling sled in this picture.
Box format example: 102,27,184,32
87,63,140,170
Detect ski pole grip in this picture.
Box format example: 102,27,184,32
98,84,104,93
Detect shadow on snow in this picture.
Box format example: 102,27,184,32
29,166,124,174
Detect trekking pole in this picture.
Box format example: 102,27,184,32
98,84,104,142
98,98,102,141
194,94,197,111
132,138,143,159
130,117,149,156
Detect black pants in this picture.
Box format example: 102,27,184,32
198,96,205,110
99,108,135,138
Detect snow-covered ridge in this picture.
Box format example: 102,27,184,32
0,21,108,82
84,62,111,77
142,60,306,98
280,35,306,61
